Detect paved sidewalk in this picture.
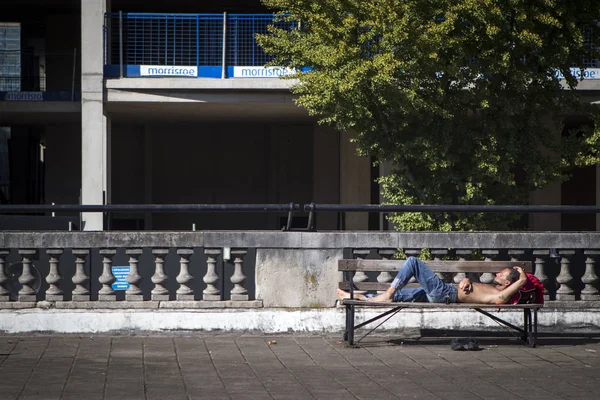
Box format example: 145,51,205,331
1,334,600,400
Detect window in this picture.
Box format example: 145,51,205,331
0,23,21,91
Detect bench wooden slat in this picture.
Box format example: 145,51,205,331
339,281,423,291
340,299,542,309
339,259,532,273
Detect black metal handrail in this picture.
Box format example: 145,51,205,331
304,203,600,213
0,203,299,213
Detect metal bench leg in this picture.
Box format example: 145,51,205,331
532,309,538,348
345,304,355,347
523,309,537,347
522,309,529,344
343,304,349,344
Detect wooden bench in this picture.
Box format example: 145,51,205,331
339,259,543,347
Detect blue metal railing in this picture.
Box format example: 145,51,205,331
104,13,295,78
103,12,598,80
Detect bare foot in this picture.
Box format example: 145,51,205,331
336,288,367,301
365,287,395,303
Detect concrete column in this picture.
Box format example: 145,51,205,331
81,0,110,230
340,131,370,230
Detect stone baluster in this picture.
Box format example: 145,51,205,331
404,249,421,283
203,248,221,301
532,250,550,302
431,249,450,282
46,249,64,301
0,249,10,301
454,250,472,284
352,249,370,296
508,250,525,262
151,248,169,301
377,249,395,294
176,248,194,300
72,249,90,301
125,249,143,301
555,250,576,301
581,250,600,301
481,249,499,284
18,249,38,302
230,249,248,301
98,249,117,301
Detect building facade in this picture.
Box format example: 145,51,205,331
1,0,599,232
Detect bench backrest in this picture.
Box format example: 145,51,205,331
338,259,533,291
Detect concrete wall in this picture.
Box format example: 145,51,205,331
255,249,343,308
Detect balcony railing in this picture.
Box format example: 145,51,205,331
103,12,600,82
0,50,80,100
103,13,299,79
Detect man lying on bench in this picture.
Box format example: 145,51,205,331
336,257,528,305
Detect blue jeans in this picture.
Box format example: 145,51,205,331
389,257,458,303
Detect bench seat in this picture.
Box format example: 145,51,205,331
340,299,542,309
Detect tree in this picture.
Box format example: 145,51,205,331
257,0,600,231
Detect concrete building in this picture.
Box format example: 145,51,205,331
0,0,599,233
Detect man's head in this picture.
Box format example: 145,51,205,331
492,268,521,287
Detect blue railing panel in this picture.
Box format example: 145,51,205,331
226,15,294,67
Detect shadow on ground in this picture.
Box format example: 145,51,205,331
346,330,600,348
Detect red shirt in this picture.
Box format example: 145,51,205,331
510,273,544,305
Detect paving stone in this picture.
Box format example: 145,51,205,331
0,335,600,399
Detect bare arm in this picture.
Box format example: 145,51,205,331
459,277,472,293
493,267,527,304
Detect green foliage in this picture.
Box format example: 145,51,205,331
258,0,600,231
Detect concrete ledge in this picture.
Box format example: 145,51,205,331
546,301,600,308
105,77,297,90
4,231,600,250
1,307,600,334
55,301,160,309
0,300,264,309
0,302,36,309
158,300,263,308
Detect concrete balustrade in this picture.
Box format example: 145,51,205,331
1,231,600,334
0,231,599,309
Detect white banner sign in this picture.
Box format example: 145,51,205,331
4,92,43,101
555,68,600,80
140,65,198,77
233,66,295,78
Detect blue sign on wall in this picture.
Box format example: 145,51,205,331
112,266,130,290
0,91,81,101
